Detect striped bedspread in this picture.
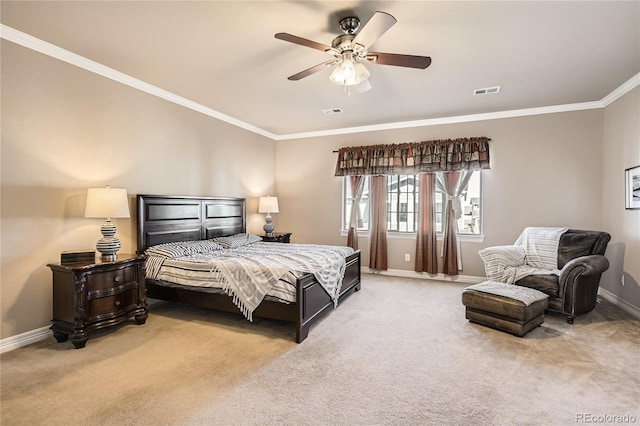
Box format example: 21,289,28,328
146,238,354,321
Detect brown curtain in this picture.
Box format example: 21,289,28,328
346,175,365,250
368,175,388,270
440,172,460,275
335,137,490,176
415,173,438,273
438,171,474,275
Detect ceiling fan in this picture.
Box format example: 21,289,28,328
275,11,431,93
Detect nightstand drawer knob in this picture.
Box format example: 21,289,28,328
115,300,121,306
114,276,121,282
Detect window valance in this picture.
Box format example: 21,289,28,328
334,137,490,176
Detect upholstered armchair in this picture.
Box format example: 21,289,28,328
479,229,610,324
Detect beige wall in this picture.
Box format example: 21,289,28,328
276,110,606,276
601,87,640,308
1,41,276,338
1,37,637,342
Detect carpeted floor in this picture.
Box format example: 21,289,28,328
2,274,639,426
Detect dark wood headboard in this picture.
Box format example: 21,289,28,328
136,195,246,253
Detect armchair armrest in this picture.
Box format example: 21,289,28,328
557,254,610,320
559,255,610,281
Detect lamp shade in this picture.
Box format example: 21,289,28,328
85,187,130,219
258,196,279,214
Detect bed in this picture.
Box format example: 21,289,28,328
136,194,361,342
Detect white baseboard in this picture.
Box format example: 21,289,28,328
0,300,164,354
364,268,486,284
0,326,52,354
598,288,640,319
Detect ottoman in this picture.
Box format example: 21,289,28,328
462,281,549,337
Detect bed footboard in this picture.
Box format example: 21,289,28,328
296,250,361,342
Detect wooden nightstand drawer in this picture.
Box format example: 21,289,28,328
87,282,138,321
47,254,148,349
86,265,137,292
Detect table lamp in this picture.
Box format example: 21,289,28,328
258,196,279,236
85,186,130,261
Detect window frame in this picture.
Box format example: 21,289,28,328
341,172,484,239
386,174,419,233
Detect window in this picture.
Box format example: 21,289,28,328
343,178,370,231
387,175,419,232
343,172,482,235
455,171,482,235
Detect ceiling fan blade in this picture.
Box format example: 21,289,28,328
275,33,333,53
366,52,432,69
351,11,397,51
287,60,337,81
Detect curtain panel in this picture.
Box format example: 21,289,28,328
346,175,365,250
335,137,490,176
437,171,473,275
415,173,438,274
369,175,388,271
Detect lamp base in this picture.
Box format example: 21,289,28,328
96,219,121,262
99,253,118,262
263,213,274,237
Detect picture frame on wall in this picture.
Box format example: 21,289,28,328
625,165,640,210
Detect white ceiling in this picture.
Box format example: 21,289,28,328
2,1,639,139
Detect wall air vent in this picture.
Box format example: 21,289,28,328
322,108,343,115
474,86,501,96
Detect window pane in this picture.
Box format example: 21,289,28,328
343,176,370,231
436,172,482,235
343,172,481,235
457,172,481,235
387,174,418,233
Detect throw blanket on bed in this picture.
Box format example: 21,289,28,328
214,243,350,320
146,237,353,320
479,227,569,283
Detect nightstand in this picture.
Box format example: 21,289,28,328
261,232,292,243
47,254,148,349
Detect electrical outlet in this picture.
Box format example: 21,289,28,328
404,253,410,262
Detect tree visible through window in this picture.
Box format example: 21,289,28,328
343,172,482,235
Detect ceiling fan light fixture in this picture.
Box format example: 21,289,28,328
276,11,430,92
329,52,370,86
353,61,371,84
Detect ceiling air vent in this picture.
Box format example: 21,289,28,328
473,86,501,96
322,108,343,115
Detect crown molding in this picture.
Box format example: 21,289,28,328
600,72,640,107
2,24,638,142
0,24,278,140
274,101,606,140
